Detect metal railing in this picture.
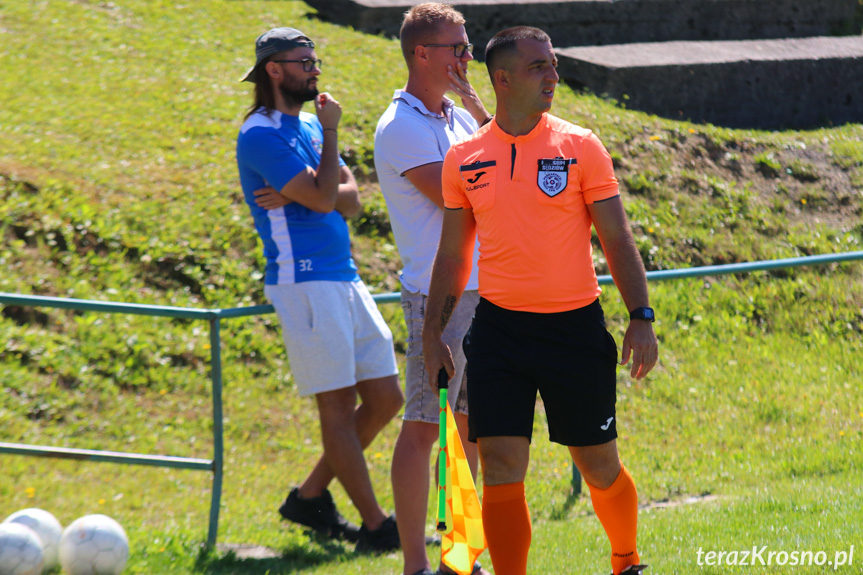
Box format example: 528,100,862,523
1,250,862,543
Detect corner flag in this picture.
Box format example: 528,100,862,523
439,401,487,575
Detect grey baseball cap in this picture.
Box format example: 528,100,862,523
240,27,315,83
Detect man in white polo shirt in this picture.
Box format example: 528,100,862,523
374,4,492,575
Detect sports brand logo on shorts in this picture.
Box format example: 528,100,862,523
537,158,573,197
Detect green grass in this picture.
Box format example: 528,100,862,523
2,1,863,574
541,472,863,574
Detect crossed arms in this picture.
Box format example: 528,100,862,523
250,92,360,217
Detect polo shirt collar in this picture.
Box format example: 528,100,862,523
490,113,549,144
392,89,456,127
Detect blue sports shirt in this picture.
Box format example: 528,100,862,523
237,109,359,285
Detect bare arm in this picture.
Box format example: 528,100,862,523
421,207,477,390
403,161,444,210
588,195,658,379
277,93,342,213
335,165,361,217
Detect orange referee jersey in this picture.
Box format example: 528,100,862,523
442,113,620,313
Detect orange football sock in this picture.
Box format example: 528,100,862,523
587,464,640,575
482,482,532,575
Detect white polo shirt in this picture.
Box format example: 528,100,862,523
374,89,480,295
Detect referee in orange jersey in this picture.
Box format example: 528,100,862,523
422,26,658,575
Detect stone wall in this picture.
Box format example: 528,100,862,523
307,0,859,54
556,36,863,129
305,0,862,128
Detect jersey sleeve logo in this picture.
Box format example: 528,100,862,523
466,171,486,184
460,160,496,192
537,158,574,197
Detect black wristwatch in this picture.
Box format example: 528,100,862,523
629,307,655,322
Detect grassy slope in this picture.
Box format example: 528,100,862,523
1,1,862,574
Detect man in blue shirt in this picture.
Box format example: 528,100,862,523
236,27,404,552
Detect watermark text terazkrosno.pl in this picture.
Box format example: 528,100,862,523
696,546,854,569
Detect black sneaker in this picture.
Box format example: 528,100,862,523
437,560,484,574
278,487,361,542
355,514,400,553
617,565,648,575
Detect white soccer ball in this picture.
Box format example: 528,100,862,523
3,508,63,570
59,515,129,575
0,522,44,575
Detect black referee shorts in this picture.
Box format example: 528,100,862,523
464,297,619,447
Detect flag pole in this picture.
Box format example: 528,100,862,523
437,368,449,533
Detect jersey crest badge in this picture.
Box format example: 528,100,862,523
537,158,572,197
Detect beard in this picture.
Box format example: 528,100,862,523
278,75,319,107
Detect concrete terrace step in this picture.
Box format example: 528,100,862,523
556,35,863,128
306,0,860,51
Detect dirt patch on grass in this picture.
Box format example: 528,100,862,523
216,543,282,560
614,130,862,232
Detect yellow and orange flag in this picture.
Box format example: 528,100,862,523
439,402,487,575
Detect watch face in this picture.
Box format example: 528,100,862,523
632,307,654,321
